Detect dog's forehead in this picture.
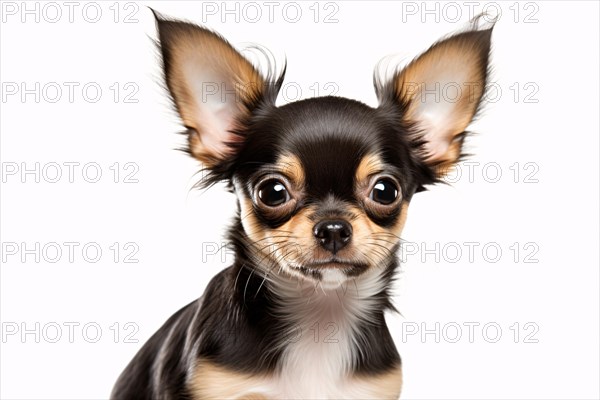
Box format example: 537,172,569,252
275,97,383,149
236,97,414,199
266,98,388,195
287,140,369,199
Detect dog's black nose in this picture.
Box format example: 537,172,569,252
313,220,352,254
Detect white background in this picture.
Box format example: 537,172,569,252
1,1,599,399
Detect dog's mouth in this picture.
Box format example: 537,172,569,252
294,258,369,278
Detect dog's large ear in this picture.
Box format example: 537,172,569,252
378,26,493,176
153,12,269,167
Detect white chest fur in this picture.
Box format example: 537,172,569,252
224,316,401,399
262,268,401,399
272,315,356,398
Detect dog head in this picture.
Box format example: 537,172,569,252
153,13,492,288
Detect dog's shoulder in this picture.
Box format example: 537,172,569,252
110,265,253,399
110,297,199,399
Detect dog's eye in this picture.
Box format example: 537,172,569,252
370,179,399,205
257,179,290,207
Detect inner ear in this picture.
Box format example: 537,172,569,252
379,25,493,176
153,11,272,167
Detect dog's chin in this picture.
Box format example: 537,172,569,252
289,260,370,289
318,268,351,290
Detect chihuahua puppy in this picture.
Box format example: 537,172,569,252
112,11,492,400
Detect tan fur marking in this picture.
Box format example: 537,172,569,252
240,197,265,244
355,153,385,184
276,153,305,187
353,364,403,399
240,195,315,273
189,360,402,399
434,140,463,176
350,202,409,265
189,359,268,399
260,206,317,272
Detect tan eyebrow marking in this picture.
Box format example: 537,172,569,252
355,153,385,184
276,153,305,187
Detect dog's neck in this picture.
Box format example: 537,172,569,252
266,262,395,322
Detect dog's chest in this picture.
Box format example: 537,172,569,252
189,274,402,399
190,320,401,399
190,311,402,399
268,318,357,398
